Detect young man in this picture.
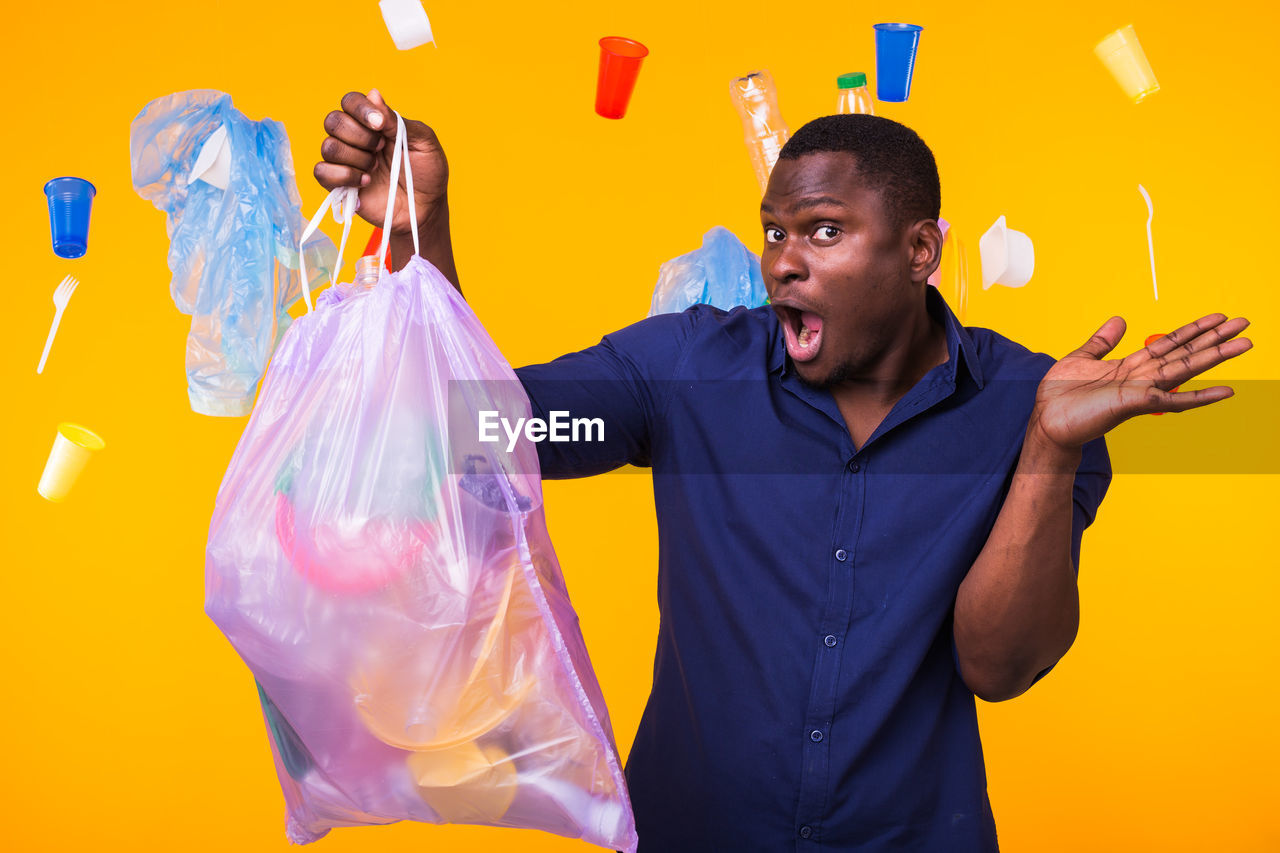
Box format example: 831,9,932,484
314,90,1251,851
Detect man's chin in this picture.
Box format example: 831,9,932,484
793,358,851,390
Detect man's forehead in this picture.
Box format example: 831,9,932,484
762,153,874,215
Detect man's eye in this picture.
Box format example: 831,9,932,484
764,227,784,243
814,226,841,241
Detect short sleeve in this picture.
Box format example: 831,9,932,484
1069,435,1112,574
514,308,702,479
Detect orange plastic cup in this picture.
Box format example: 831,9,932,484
595,37,649,119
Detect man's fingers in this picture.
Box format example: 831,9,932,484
1140,316,1252,385
313,162,368,191
364,88,397,137
1153,335,1254,386
336,90,441,158
1125,314,1249,373
1071,316,1126,360
320,137,376,173
1182,316,1250,355
1146,385,1235,415
324,107,381,151
340,90,394,137
1177,318,1251,369
1142,313,1229,361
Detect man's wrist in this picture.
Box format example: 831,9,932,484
386,197,460,292
1020,418,1083,476
416,205,453,260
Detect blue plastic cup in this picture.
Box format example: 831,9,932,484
44,177,97,259
874,23,924,102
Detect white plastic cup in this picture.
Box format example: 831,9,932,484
380,0,434,50
979,215,1035,289
37,423,105,502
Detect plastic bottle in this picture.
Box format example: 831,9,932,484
836,72,876,116
353,255,383,290
729,70,791,195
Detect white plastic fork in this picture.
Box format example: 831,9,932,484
37,275,79,374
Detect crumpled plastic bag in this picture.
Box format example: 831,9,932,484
204,254,638,851
648,226,768,316
130,90,336,416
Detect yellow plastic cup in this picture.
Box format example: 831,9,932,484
352,556,543,751
408,741,519,823
37,423,105,502
1094,24,1160,103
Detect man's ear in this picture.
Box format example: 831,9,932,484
909,219,944,284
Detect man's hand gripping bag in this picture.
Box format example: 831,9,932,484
204,113,638,852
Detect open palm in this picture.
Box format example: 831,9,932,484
1031,314,1252,450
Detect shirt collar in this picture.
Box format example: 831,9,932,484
768,286,985,390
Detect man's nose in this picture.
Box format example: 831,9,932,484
767,237,807,285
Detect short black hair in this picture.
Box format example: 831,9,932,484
777,114,941,229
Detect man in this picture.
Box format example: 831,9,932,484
314,90,1251,850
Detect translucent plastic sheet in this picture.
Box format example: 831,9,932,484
204,252,637,851
131,90,336,416
648,226,768,317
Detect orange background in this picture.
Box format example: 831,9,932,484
3,0,1277,850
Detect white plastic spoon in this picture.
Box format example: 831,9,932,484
1138,184,1158,301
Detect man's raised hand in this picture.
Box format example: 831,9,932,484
313,89,448,237
1029,313,1253,452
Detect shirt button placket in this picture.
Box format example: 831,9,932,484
800,455,854,847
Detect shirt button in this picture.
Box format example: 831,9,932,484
810,729,824,743
824,634,838,647
834,549,848,562
848,460,861,472
799,825,813,839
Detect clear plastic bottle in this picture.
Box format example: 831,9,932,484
729,70,791,195
353,255,383,290
836,72,876,116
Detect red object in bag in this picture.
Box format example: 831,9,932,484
363,229,394,271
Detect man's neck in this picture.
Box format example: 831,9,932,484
831,305,950,411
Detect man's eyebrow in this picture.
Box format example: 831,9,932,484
793,196,851,211
760,196,851,216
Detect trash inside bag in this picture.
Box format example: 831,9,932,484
131,90,336,417
205,114,636,851
648,226,768,316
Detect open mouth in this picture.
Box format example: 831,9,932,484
774,304,825,363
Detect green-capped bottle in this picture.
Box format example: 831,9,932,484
836,72,875,116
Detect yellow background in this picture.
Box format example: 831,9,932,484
4,0,1277,850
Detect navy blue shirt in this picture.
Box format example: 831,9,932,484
514,290,1111,851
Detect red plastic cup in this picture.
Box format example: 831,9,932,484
595,36,649,119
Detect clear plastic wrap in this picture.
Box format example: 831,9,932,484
648,226,768,316
130,90,336,416
204,114,636,851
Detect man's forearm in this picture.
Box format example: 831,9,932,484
388,200,461,295
953,424,1082,702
